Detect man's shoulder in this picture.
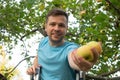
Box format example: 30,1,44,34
63,41,79,51
41,36,48,41
39,36,48,46
65,41,79,46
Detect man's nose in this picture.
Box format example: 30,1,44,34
54,25,60,30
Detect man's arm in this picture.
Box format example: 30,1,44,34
68,48,99,71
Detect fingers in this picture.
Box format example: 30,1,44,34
71,47,100,71
71,50,81,66
78,58,93,71
26,65,40,75
71,49,93,71
91,48,99,63
26,66,35,75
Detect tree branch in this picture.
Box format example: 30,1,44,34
105,0,120,14
7,56,35,77
98,67,120,76
85,67,120,80
20,27,47,40
20,28,39,40
86,74,120,80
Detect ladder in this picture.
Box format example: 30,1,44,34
30,68,86,80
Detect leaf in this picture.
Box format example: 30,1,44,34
94,12,107,22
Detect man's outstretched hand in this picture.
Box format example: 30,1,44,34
69,47,100,71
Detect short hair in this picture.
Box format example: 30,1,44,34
46,8,68,23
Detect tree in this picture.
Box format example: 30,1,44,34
0,45,20,80
0,0,120,79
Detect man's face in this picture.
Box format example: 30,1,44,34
45,15,68,44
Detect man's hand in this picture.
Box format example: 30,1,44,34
26,56,40,75
68,47,100,71
27,65,39,75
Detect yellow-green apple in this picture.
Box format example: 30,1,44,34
68,45,94,71
68,41,102,70
76,45,93,61
86,41,102,54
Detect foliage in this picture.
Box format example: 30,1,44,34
0,45,21,80
0,0,120,79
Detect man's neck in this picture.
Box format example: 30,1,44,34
49,40,65,47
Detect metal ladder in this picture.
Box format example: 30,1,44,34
76,71,86,80
30,68,41,80
30,68,85,80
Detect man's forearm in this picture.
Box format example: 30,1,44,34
33,56,39,66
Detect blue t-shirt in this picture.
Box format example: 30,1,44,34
38,37,79,80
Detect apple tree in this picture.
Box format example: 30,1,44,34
0,0,120,79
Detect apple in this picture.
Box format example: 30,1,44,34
68,41,102,70
104,56,108,60
86,41,102,54
76,45,93,61
68,45,94,71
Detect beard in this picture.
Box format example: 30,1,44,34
49,35,64,44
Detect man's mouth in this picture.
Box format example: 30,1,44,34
52,33,62,36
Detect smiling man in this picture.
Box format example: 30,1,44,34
26,8,100,80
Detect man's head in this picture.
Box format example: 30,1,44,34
45,8,68,24
45,8,68,46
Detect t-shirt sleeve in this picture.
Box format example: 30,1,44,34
67,42,80,56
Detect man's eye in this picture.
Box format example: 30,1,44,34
59,24,65,27
50,23,55,26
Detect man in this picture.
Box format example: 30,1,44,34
27,8,100,80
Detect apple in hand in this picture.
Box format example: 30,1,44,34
86,41,102,54
76,41,102,61
68,41,102,70
76,45,93,61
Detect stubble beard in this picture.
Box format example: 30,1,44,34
49,36,64,45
